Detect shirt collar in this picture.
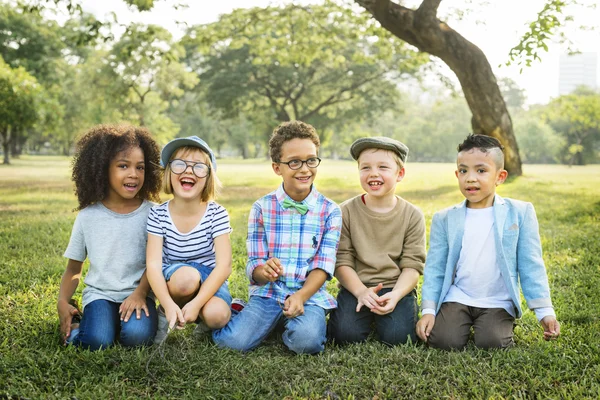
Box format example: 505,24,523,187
276,183,319,211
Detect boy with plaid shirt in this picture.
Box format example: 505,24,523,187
213,121,342,354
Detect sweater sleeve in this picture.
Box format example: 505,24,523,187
335,202,355,269
398,207,427,274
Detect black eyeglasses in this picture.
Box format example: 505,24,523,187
278,157,321,170
169,159,210,178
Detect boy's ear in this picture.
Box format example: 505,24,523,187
272,162,282,176
396,167,406,182
496,169,508,186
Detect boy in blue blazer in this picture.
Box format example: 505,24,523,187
416,134,560,349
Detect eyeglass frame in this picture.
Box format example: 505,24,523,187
277,157,322,170
168,159,211,178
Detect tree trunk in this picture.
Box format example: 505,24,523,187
1,126,11,165
354,0,522,175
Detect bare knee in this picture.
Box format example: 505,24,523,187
201,299,231,329
167,268,200,299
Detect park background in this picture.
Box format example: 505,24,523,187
1,0,600,398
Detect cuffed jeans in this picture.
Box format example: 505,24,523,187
212,295,327,354
328,288,417,346
71,298,157,351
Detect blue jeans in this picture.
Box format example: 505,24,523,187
70,298,157,351
327,288,417,346
212,296,327,354
163,262,232,305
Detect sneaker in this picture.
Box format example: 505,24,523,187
193,319,211,336
231,299,247,315
154,307,169,345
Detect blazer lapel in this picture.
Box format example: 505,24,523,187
448,201,466,265
493,195,508,242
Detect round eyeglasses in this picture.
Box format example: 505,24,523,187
169,159,210,178
278,157,321,170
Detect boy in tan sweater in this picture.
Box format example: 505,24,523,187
327,137,426,345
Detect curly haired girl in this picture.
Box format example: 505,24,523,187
57,124,162,350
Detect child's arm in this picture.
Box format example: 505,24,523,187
371,268,420,315
57,259,83,343
284,205,342,318
246,203,281,285
517,203,560,340
374,208,425,315
146,233,184,329
119,271,151,322
335,266,383,312
181,233,233,323
283,269,328,318
417,211,450,342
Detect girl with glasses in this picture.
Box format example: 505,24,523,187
146,136,233,343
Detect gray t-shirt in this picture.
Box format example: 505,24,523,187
64,200,153,309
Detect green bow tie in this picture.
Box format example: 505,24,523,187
282,198,308,215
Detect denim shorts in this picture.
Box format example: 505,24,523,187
162,262,232,305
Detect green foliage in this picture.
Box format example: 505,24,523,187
2,157,600,398
0,56,42,163
513,112,565,164
542,90,600,165
182,1,428,134
506,1,597,69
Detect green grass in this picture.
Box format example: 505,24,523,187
1,156,599,399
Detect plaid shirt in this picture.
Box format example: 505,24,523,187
246,184,342,309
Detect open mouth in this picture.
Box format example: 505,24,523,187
124,183,138,191
465,186,479,193
296,176,312,182
180,178,196,190
368,181,383,188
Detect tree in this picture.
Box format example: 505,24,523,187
0,57,41,164
182,1,427,140
354,0,522,175
108,23,198,137
543,89,600,165
513,112,564,164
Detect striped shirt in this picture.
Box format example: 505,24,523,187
147,200,232,269
246,184,342,309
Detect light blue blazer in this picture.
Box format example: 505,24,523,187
421,195,553,318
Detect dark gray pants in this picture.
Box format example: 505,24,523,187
428,302,515,350
328,288,417,346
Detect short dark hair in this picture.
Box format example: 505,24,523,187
71,124,162,211
457,134,504,153
269,120,320,162
457,134,505,169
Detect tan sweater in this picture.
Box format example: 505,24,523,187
335,195,426,288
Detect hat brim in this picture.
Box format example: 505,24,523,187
160,138,216,170
350,139,408,162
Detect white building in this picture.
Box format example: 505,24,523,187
558,52,598,95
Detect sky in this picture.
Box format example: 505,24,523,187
81,0,600,106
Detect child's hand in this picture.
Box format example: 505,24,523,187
255,258,283,283
181,302,202,324
356,283,383,312
57,299,80,344
164,303,185,330
283,293,304,318
119,292,149,322
540,316,560,340
370,290,401,315
416,314,435,342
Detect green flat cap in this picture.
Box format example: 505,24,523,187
350,136,409,163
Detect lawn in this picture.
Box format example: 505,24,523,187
1,156,599,399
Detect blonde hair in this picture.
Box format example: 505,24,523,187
358,148,405,170
162,146,221,202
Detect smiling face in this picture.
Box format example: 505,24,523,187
272,138,319,202
456,147,508,209
168,148,209,201
358,148,404,199
106,146,145,204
